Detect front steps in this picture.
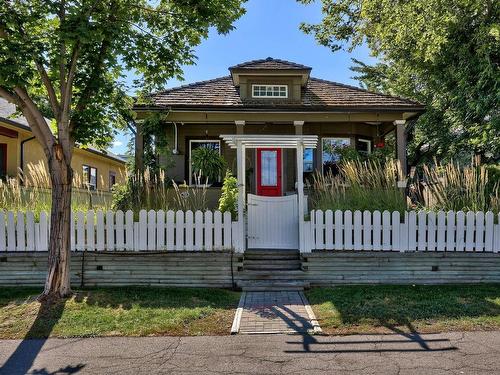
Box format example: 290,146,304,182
237,249,308,291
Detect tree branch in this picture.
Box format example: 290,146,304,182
13,87,56,154
35,62,61,119
0,16,60,120
0,86,21,105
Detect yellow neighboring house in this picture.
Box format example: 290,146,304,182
0,98,126,192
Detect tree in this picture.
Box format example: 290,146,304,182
299,0,500,165
0,0,246,299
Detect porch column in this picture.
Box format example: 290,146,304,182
236,140,246,252
235,120,245,135
394,120,407,178
296,140,305,252
294,120,304,135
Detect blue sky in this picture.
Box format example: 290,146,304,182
109,0,376,155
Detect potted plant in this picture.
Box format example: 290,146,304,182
191,147,226,186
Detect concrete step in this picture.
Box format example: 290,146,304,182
238,279,308,291
243,264,302,271
245,249,300,254
244,254,301,261
238,274,306,281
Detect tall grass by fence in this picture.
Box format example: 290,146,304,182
0,209,237,252
305,210,500,253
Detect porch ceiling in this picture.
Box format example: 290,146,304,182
220,134,318,149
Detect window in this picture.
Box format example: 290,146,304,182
357,138,372,155
260,150,278,186
322,137,351,174
303,148,314,173
0,144,6,179
82,165,97,190
188,140,221,185
252,84,288,98
109,171,116,191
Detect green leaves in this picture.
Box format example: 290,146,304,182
301,0,500,164
0,0,246,147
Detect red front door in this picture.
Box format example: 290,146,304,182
256,148,282,196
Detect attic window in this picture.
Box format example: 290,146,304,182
252,84,288,98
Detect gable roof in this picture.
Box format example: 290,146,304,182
229,57,311,71
145,75,424,111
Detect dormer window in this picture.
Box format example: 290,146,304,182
252,84,288,98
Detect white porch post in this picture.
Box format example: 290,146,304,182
394,120,407,177
236,140,246,252
296,140,304,252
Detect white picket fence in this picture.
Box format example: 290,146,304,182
2,209,500,253
305,210,500,253
0,210,237,252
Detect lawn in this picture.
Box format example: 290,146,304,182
306,284,500,335
0,287,240,339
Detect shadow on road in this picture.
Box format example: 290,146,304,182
0,297,85,375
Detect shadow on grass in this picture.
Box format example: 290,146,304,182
280,284,500,354
71,286,240,310
306,284,500,328
0,297,85,375
0,286,240,311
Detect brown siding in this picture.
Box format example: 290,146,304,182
166,121,387,192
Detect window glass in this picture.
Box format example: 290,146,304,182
109,172,116,190
82,165,97,190
357,139,372,155
322,138,351,174
303,148,314,173
261,150,277,186
252,85,288,98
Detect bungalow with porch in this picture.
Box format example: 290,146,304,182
134,58,424,253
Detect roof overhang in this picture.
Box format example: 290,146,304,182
230,68,312,86
220,134,318,149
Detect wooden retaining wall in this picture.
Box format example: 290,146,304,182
1,251,499,287
0,251,240,288
302,251,500,285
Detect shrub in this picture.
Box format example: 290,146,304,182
218,170,238,218
310,159,408,213
191,147,226,185
422,160,499,213
112,169,209,213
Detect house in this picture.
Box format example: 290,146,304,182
134,57,424,252
0,98,126,192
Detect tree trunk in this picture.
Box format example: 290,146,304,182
41,146,73,300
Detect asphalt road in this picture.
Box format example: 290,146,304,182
0,331,499,374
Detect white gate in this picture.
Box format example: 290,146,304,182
247,194,299,249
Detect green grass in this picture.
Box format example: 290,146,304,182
306,284,500,335
0,287,240,339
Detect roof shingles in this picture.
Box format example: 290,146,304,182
149,75,423,110
229,57,311,70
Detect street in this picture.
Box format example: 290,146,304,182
0,331,499,374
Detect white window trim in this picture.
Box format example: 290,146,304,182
188,139,221,185
251,84,288,98
357,138,372,154
321,137,351,166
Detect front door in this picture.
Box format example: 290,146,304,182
256,148,282,196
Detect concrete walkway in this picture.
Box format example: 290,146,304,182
0,331,499,374
231,291,321,334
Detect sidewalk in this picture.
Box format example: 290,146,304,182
1,331,499,374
